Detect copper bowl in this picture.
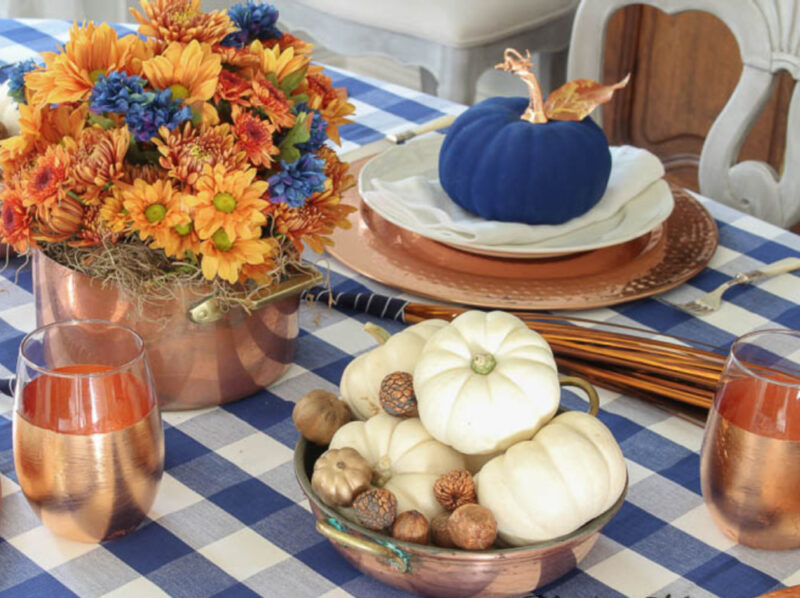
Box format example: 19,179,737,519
295,429,627,598
32,251,321,410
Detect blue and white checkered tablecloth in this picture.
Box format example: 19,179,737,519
0,18,799,598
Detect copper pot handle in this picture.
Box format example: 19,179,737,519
316,519,409,573
558,375,600,417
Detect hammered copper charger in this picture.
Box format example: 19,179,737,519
328,160,718,310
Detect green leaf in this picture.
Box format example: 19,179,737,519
277,111,310,164
280,67,307,96
88,112,115,130
265,73,280,87
288,93,309,105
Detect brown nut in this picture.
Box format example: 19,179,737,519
434,469,477,511
379,371,418,417
292,389,352,445
391,510,430,545
353,488,397,531
430,511,456,548
447,504,497,550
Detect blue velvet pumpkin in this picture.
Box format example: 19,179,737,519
438,96,612,225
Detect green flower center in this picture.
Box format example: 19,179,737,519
174,222,192,236
212,228,233,251
89,69,106,84
145,203,167,223
212,192,237,214
169,84,190,100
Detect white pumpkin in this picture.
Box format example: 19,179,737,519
477,410,627,546
414,310,560,455
329,413,466,520
0,82,21,137
340,319,448,420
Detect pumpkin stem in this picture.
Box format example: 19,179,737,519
373,456,392,487
363,322,392,345
471,353,497,375
495,48,548,124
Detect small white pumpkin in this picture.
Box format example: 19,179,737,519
415,310,560,455
477,410,627,546
329,412,466,520
340,319,448,420
0,81,21,137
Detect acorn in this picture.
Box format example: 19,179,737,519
434,469,477,511
379,371,418,417
392,510,430,545
430,511,457,548
353,488,397,531
447,504,497,550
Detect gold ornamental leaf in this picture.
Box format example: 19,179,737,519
544,73,631,121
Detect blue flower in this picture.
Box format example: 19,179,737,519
221,1,281,48
89,71,148,114
268,154,327,208
126,89,193,143
7,59,38,104
295,105,328,153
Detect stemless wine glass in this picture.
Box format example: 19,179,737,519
700,328,800,550
13,319,164,543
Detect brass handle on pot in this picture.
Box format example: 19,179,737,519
316,519,409,573
558,375,600,417
188,264,324,324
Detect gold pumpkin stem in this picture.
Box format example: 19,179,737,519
495,48,548,124
363,322,391,345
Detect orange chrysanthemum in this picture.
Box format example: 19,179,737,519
303,68,354,145
35,195,84,243
69,204,112,248
131,0,236,45
199,230,275,284
149,220,202,259
277,33,314,56
188,164,268,240
215,44,261,72
250,78,295,130
99,193,131,233
215,69,252,105
68,126,130,203
143,40,221,104
25,23,141,106
120,179,191,242
23,144,73,211
0,185,33,252
154,123,246,185
123,163,163,185
231,106,278,167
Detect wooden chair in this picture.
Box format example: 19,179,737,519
269,0,579,105
567,0,800,228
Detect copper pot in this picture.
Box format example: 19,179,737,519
33,251,322,410
294,378,628,598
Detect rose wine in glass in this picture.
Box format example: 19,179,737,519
13,319,164,543
700,329,800,550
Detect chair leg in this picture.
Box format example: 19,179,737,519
536,47,569,95
420,68,439,96
436,46,478,105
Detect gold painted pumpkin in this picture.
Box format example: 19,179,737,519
311,447,372,507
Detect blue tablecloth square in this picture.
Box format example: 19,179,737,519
222,390,293,432
337,121,384,146
619,299,694,332
603,502,668,546
341,574,416,598
294,335,351,371
103,522,193,575
632,525,721,576
774,305,800,329
747,240,800,264
535,567,627,598
684,553,782,598
147,552,239,598
0,541,43,593
251,504,321,555
211,583,262,598
657,453,702,495
209,478,294,526
621,428,695,473
0,572,76,598
164,427,213,470
168,452,250,499
265,418,301,450
309,354,352,387
294,541,361,586
595,410,644,443
718,223,779,255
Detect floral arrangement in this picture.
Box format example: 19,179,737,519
0,0,355,295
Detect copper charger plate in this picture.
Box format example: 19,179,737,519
328,160,719,310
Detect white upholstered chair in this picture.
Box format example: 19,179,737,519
269,0,579,105
567,0,800,228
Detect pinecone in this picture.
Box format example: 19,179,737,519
434,469,477,511
353,488,397,530
379,371,417,417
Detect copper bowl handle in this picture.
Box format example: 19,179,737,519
316,519,409,573
558,375,600,416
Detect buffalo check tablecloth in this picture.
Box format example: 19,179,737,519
0,17,799,598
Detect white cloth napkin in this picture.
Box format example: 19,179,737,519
362,145,665,247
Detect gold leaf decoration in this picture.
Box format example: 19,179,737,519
544,74,631,122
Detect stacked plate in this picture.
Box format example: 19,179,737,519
328,135,718,310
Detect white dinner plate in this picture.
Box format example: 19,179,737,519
358,135,675,258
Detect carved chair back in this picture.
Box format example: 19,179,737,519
567,0,800,228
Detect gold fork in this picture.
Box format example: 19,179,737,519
662,257,800,316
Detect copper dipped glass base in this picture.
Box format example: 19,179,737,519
13,407,164,543
328,158,718,310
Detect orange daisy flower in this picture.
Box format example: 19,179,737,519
0,185,33,252
188,164,268,240
23,143,73,211
120,179,191,242
199,230,274,284
257,42,309,85
142,40,221,104
154,123,246,185
231,105,278,167
25,22,141,106
99,193,131,233
214,69,252,105
68,126,130,204
131,0,236,45
238,259,279,286
149,219,202,260
250,78,295,130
